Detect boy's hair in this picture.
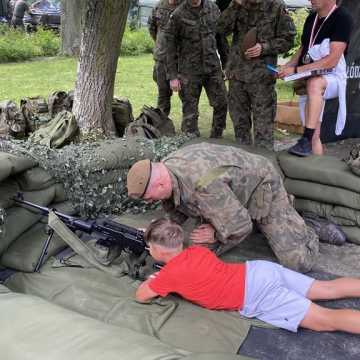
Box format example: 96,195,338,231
144,218,184,249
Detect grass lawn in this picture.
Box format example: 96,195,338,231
0,54,295,140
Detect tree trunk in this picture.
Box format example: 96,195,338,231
72,0,130,136
60,0,86,56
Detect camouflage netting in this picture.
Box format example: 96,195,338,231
0,134,191,218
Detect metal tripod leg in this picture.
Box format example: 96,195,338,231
34,228,54,273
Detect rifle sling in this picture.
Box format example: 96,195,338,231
48,211,124,277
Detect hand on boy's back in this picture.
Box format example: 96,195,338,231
190,223,216,244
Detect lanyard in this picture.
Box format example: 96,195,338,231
309,4,337,48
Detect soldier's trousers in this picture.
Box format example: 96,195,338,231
229,78,276,150
153,61,172,116
179,72,227,136
257,190,319,273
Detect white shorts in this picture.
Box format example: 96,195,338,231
299,74,340,125
323,74,339,100
239,260,315,332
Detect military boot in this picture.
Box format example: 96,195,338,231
302,211,346,246
209,127,223,139
234,127,251,145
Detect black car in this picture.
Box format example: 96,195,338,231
24,0,61,32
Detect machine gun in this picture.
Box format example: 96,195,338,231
13,194,149,274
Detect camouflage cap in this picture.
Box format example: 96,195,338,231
127,159,152,198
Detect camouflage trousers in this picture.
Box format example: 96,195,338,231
229,79,276,150
179,72,227,137
258,190,319,273
11,17,24,30
153,61,172,116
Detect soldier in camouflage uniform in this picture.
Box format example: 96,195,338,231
11,0,31,29
148,0,181,116
217,0,296,149
165,0,227,137
127,143,319,272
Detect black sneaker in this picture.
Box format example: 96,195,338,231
302,212,346,246
288,137,312,157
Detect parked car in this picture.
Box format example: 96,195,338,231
24,0,61,32
285,0,311,10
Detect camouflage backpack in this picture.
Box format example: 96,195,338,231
112,97,134,137
345,143,360,176
125,105,175,139
48,91,74,118
0,100,27,138
20,96,49,133
29,110,79,148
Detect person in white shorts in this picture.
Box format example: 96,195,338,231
278,0,353,157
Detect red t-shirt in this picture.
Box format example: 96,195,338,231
149,246,246,310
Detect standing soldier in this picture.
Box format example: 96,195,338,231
165,0,228,138
148,0,181,117
217,0,296,149
11,0,31,29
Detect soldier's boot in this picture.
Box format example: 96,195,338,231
256,139,274,152
234,126,251,145
181,116,200,137
209,127,223,139
302,211,346,246
158,93,172,117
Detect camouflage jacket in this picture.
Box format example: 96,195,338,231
148,0,178,62
165,0,222,79
161,143,283,255
217,0,296,82
12,0,29,19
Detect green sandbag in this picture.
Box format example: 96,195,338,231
295,198,360,227
5,262,255,354
0,152,36,182
0,285,249,360
0,285,188,360
284,178,360,211
340,226,360,245
16,167,55,191
79,137,155,171
1,201,76,272
278,152,360,193
0,186,57,256
0,179,20,209
0,222,66,272
53,183,67,203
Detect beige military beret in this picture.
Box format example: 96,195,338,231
127,159,152,199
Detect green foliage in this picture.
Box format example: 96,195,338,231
0,25,60,63
31,27,60,56
120,26,154,56
286,8,309,57
0,24,154,62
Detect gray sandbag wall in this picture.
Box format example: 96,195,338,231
0,152,70,272
278,152,360,245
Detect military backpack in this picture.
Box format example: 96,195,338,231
125,105,175,139
0,100,27,138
